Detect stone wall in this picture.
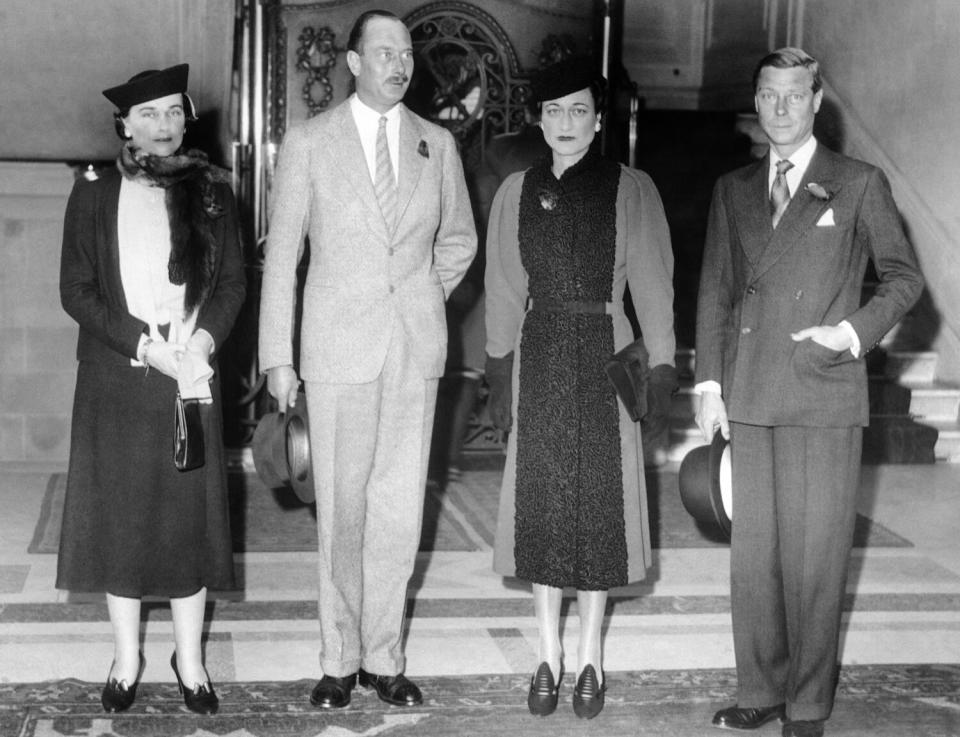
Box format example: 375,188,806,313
0,163,76,462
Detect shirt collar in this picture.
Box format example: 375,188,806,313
769,135,817,179
350,93,402,125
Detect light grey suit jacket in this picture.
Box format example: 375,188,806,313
259,100,477,383
695,144,923,427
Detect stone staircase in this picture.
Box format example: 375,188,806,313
664,347,960,464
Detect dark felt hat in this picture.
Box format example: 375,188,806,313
531,56,602,103
678,433,732,539
102,63,189,109
251,392,315,504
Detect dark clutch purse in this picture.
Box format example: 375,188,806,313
174,393,205,471
604,338,650,422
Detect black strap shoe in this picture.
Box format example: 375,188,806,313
358,669,423,706
310,673,357,709
572,664,606,719
712,703,786,729
527,661,561,716
101,652,144,713
171,652,220,715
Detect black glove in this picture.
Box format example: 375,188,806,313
485,352,514,433
644,363,679,428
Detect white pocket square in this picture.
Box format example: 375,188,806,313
816,208,835,226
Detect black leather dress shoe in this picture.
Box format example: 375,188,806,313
782,719,825,737
310,673,357,709
359,669,423,706
171,653,220,715
712,703,786,730
101,652,144,713
572,664,606,719
527,661,561,716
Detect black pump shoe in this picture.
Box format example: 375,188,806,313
527,661,562,716
572,664,606,719
171,652,220,715
101,652,144,713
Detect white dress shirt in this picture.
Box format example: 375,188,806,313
350,94,401,186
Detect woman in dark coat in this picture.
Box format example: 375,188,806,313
484,58,676,719
56,64,245,715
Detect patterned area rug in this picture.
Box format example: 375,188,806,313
28,462,911,554
2,665,958,736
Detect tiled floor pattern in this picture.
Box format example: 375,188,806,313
1,460,959,735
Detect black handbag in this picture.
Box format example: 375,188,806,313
174,393,205,471
604,338,650,422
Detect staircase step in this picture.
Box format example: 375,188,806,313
901,383,960,422
871,350,939,384
929,420,960,462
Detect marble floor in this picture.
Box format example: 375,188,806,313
1,457,960,732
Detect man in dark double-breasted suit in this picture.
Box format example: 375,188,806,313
695,48,923,737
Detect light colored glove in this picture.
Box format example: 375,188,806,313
144,339,185,381
185,329,215,359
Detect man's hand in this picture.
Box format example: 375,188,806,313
791,324,852,352
267,365,300,411
695,390,729,443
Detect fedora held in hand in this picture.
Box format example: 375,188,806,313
173,393,205,471
604,338,651,422
678,433,732,539
485,352,514,432
251,392,314,503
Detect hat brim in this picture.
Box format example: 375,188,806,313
251,411,289,489
678,433,732,539
251,393,314,504
284,398,314,504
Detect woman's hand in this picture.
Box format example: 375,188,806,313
144,340,185,380
185,329,215,361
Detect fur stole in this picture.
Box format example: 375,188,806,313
117,144,232,313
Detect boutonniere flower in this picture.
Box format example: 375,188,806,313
538,189,558,211
805,182,833,201
417,140,429,158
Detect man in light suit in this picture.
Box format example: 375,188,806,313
259,9,476,709
695,48,922,737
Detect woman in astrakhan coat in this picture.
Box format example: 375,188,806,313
56,63,245,715
484,57,677,719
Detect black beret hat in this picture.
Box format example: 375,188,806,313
531,56,602,103
102,63,189,110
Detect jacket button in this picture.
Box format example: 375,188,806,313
389,286,395,294
746,286,757,295
388,247,395,256
741,327,752,335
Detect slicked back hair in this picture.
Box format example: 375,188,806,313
752,47,822,94
347,9,403,54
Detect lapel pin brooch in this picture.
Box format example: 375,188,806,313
418,140,429,158
537,188,558,211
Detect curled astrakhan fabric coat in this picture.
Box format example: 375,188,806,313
485,152,675,589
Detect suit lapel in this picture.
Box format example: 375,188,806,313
103,175,131,314
731,158,772,267
396,105,426,231
751,146,844,280
330,103,384,226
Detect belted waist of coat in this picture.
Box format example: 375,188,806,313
528,298,616,315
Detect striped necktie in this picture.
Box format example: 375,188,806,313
374,116,398,230
770,158,794,228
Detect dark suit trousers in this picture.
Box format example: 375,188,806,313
729,422,862,722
